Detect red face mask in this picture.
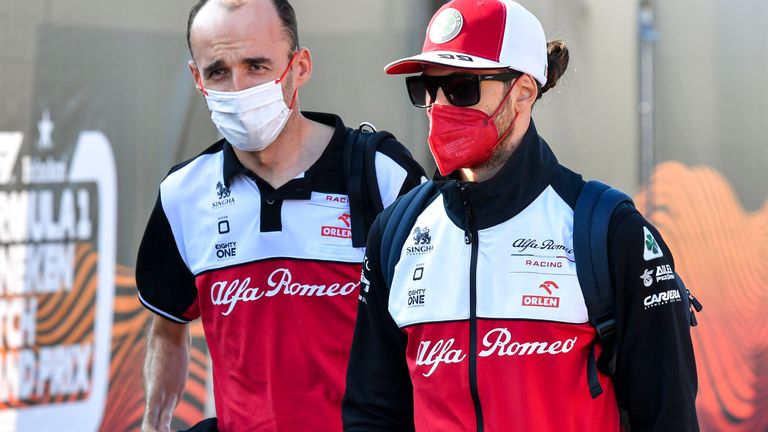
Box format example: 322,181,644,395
426,79,519,176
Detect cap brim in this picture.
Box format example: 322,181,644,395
384,51,506,75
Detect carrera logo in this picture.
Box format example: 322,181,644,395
522,280,561,308
415,330,578,377
644,289,682,309
321,213,352,239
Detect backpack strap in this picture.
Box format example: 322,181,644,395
343,123,392,247
380,181,439,289
574,180,634,397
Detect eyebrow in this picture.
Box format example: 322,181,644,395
243,57,273,69
202,57,274,77
203,60,226,77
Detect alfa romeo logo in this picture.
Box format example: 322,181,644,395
429,8,463,44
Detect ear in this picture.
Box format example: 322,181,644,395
291,47,313,89
514,74,539,112
188,60,206,95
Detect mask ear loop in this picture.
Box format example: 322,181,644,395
490,76,521,144
196,72,209,97
490,76,518,121
276,51,299,110
275,51,298,84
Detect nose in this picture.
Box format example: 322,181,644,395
432,86,451,106
231,71,250,92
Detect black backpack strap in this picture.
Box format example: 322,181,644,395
380,181,438,289
574,180,633,397
343,123,393,247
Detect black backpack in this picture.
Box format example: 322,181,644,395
377,179,702,397
343,122,402,248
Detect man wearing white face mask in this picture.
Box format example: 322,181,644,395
135,1,425,431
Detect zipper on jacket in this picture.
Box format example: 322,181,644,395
459,183,484,432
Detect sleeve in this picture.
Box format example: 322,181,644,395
135,191,199,323
342,208,416,431
609,207,699,431
373,137,427,208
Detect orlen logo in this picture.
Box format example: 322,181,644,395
522,280,561,308
321,213,352,239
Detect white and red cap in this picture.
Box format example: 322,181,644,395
385,0,548,86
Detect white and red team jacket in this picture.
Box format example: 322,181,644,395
136,112,425,432
343,122,699,431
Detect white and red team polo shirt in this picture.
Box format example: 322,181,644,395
136,112,425,432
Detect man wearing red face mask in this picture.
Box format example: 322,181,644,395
342,1,699,431
135,1,426,431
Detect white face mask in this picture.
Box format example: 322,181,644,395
202,54,297,152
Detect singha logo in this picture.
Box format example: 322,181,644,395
412,227,431,245
216,181,231,200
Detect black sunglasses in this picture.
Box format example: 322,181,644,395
405,72,522,108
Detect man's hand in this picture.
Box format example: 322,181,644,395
141,316,191,432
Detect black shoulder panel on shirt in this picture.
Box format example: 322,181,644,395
135,193,198,322
550,165,585,210
374,136,427,195
166,139,226,178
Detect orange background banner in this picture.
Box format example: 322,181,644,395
636,162,768,431
100,264,208,431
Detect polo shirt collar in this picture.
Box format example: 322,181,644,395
220,112,347,200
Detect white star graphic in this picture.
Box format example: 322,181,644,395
37,109,54,150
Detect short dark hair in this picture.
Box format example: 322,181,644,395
186,0,299,59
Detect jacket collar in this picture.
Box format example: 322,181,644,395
435,120,560,230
